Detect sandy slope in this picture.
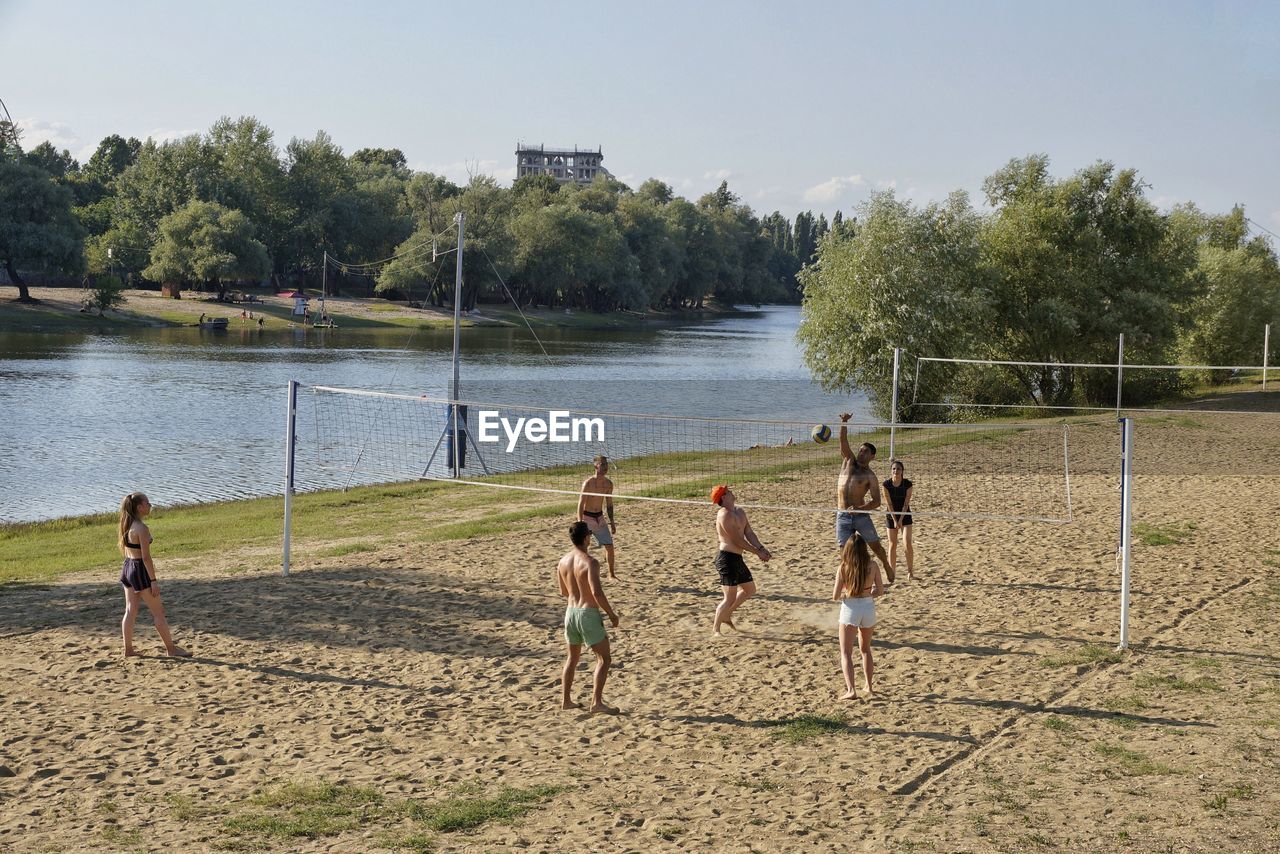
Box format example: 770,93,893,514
1,409,1278,852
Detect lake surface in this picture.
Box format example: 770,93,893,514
0,305,865,523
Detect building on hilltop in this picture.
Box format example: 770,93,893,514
515,142,613,185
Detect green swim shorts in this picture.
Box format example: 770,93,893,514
564,606,607,647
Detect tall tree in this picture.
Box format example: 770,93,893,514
0,159,86,301
797,191,986,418
144,200,270,299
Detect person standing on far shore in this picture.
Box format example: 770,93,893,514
118,492,190,659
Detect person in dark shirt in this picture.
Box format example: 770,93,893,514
883,460,915,580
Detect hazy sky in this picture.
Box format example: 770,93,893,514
3,0,1278,229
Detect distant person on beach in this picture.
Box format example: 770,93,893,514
831,531,884,700
118,492,190,658
577,455,617,578
883,460,915,580
711,485,771,635
257,317,264,327
557,521,620,714
836,415,894,583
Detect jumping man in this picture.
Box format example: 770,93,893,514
711,485,771,635
836,414,894,583
577,455,617,578
558,521,620,714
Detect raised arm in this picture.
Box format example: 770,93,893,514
838,412,853,460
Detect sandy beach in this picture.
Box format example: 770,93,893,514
1,405,1278,852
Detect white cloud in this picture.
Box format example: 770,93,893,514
702,168,733,182
803,174,865,203
15,118,91,159
144,127,200,144
875,178,897,191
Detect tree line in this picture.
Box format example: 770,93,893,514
797,155,1280,418
0,116,826,309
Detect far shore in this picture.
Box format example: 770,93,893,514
0,286,759,334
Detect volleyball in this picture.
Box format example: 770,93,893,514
811,424,832,443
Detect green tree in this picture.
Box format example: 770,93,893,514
25,141,78,180
1180,234,1280,378
0,159,86,301
981,156,1195,405
144,200,270,299
797,191,987,419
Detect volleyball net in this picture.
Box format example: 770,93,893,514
908,353,1278,420
298,385,1073,523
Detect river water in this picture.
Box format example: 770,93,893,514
0,305,866,523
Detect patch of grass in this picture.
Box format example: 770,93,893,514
1040,644,1123,667
100,825,144,847
735,775,783,792
403,785,566,833
1043,716,1075,732
378,831,435,852
1102,694,1148,713
1135,674,1223,693
1092,742,1173,776
654,824,684,841
321,541,378,557
166,792,214,820
761,713,849,743
1190,657,1222,670
220,781,383,845
1019,832,1053,847
1132,521,1196,546
1204,794,1230,815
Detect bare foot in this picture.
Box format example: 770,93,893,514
589,702,620,715
723,617,738,632
840,689,858,701
123,649,139,658
863,683,875,697
167,646,192,658
561,701,582,711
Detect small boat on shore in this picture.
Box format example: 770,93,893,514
196,317,229,330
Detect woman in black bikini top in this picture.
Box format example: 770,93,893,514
118,492,189,658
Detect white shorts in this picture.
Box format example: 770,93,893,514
839,596,876,628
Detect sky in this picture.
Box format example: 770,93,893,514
2,0,1278,230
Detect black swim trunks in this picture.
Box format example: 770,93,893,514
715,550,753,587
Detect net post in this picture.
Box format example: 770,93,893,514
1115,333,1125,416
282,380,298,578
451,212,465,478
889,347,901,461
1117,416,1134,650
1264,324,1270,391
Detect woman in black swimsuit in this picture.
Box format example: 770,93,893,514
883,461,915,581
119,492,189,658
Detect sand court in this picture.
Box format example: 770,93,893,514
1,410,1278,851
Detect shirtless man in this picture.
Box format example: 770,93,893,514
836,414,894,583
577,455,617,578
711,485,771,635
557,521,621,714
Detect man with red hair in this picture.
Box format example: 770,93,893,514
710,485,771,635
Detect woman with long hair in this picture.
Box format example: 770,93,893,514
831,532,884,699
883,459,915,580
118,492,189,658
